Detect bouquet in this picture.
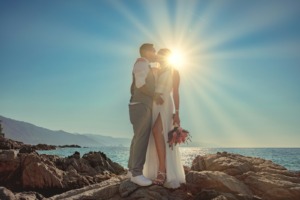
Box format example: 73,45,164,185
167,126,191,150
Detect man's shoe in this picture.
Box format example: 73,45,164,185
131,175,152,186
126,171,132,179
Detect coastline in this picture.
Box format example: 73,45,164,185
1,148,300,199
1,137,300,199
38,146,300,172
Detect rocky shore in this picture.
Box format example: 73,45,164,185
1,138,300,200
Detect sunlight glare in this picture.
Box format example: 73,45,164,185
168,49,186,70
104,0,300,147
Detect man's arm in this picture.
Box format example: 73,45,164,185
138,85,164,104
138,84,154,97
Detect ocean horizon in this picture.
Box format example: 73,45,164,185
37,146,300,172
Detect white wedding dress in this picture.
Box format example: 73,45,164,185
143,65,186,188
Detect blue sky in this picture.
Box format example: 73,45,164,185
1,0,300,147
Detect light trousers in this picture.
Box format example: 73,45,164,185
128,103,152,177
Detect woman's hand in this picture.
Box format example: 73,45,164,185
173,113,180,127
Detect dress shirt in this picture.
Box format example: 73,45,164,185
133,58,150,88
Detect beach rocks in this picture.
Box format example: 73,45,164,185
0,149,125,197
1,146,300,200
0,137,23,150
52,152,300,200
186,171,253,196
0,150,21,189
120,184,189,200
51,176,191,200
0,136,56,151
83,151,125,175
191,151,291,176
48,177,124,200
33,143,56,150
119,179,139,197
20,153,64,189
0,187,45,200
191,152,300,200
241,171,300,200
0,187,16,200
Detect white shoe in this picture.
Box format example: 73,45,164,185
126,171,132,178
131,175,152,186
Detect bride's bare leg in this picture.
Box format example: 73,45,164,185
152,114,166,184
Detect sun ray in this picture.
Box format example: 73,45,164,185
143,0,173,45
99,1,300,147
197,2,299,54
173,0,200,45
108,1,156,42
181,75,246,146
178,59,283,147
194,67,296,147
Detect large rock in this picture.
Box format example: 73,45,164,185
0,150,21,188
191,152,291,176
186,171,253,196
20,153,64,189
194,189,262,200
14,191,45,200
0,149,125,197
50,175,191,200
0,187,16,200
48,177,124,200
82,151,124,175
119,179,138,197
241,171,300,200
191,152,300,200
0,187,44,200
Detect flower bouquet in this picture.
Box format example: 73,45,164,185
167,126,191,150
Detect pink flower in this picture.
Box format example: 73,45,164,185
167,126,191,150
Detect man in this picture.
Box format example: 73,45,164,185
128,43,163,186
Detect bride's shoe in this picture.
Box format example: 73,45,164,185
153,171,166,185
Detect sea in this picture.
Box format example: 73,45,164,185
37,147,300,172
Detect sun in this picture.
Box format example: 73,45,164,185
167,49,186,70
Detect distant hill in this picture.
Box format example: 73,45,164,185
0,115,131,147
84,134,131,147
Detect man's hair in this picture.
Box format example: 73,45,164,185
139,43,154,57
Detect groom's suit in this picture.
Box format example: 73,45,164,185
128,57,155,177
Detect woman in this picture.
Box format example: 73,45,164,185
143,48,185,188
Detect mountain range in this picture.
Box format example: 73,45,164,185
0,115,131,147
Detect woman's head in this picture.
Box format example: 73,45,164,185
157,48,172,64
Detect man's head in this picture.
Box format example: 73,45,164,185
139,43,156,62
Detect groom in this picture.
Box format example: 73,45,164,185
128,43,163,186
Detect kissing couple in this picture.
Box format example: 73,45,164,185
128,43,185,188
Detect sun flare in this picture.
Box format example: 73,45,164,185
168,49,186,70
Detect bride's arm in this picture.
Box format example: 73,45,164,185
173,69,180,126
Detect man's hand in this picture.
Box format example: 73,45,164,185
154,93,164,105
138,85,154,97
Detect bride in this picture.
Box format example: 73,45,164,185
143,48,186,188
